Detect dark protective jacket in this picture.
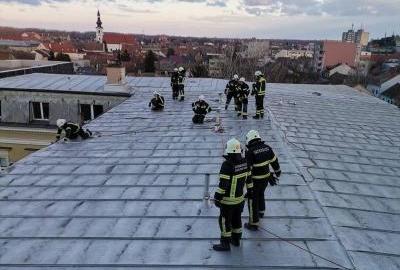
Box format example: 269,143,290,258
171,72,179,85
237,81,250,101
56,122,80,140
178,70,185,85
149,95,165,108
214,154,253,205
192,100,211,115
252,76,266,96
225,79,239,95
246,139,280,180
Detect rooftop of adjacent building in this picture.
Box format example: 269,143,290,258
0,77,399,269
0,72,133,96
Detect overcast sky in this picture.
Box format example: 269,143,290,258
0,0,399,39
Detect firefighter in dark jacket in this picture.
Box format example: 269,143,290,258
149,92,165,111
224,74,239,110
213,138,253,251
56,119,92,141
244,130,281,231
178,66,185,101
192,95,211,124
170,68,179,100
251,71,266,119
236,77,250,119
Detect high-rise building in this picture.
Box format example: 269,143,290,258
95,10,104,43
342,25,369,47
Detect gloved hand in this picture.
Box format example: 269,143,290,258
275,170,281,178
269,176,279,186
214,200,221,208
63,138,69,142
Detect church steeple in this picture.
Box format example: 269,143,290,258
95,10,104,43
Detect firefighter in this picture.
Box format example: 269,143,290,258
192,95,211,124
56,119,92,141
148,92,165,111
224,74,239,110
178,66,185,101
251,71,266,119
236,77,250,119
244,130,281,231
213,138,253,251
171,68,179,100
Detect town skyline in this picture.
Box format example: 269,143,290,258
1,0,399,40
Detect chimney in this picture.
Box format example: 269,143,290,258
104,66,131,94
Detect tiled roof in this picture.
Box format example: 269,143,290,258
103,33,138,45
0,78,399,269
42,41,78,54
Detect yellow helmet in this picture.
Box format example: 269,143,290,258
246,130,261,144
225,138,241,155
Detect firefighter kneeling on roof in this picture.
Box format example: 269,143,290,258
244,130,281,231
192,95,211,124
56,119,92,142
213,138,253,251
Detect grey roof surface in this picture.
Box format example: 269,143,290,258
0,77,399,269
0,73,134,96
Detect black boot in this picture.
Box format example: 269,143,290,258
237,112,241,117
259,212,264,218
253,115,260,119
213,238,231,251
244,223,258,231
231,233,242,247
243,115,247,120
225,104,228,110
260,113,264,119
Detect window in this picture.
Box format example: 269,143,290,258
80,104,103,122
31,102,49,120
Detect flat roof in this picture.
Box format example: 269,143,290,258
0,73,133,96
0,78,399,269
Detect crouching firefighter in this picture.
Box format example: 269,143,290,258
192,95,211,124
251,71,266,119
236,77,250,119
149,92,165,111
213,138,253,251
244,130,281,231
56,119,92,141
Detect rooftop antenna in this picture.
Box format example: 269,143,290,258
351,23,354,30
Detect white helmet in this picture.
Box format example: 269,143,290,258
225,138,241,155
153,91,160,97
199,95,205,101
255,71,262,76
233,74,239,80
173,68,178,72
246,130,261,144
239,77,245,82
56,119,66,128
178,66,184,72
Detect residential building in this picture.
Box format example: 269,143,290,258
342,26,369,47
367,74,400,97
275,49,313,59
0,59,73,78
380,83,400,106
313,40,358,73
37,41,85,61
207,53,224,78
0,68,132,165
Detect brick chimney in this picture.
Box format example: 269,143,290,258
104,66,131,94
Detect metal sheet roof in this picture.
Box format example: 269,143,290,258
0,73,132,96
0,78,399,269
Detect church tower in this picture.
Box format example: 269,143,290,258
95,10,104,43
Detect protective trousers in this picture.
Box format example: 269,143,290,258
172,85,179,99
248,179,268,226
255,95,265,117
179,85,185,100
68,129,92,140
225,92,235,108
192,114,205,124
218,202,244,241
237,99,248,118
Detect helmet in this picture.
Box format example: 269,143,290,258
246,130,261,144
233,74,239,80
225,138,241,154
178,66,184,72
255,71,262,76
173,68,178,72
239,77,245,82
153,91,160,97
199,95,205,101
56,119,66,128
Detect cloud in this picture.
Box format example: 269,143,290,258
241,0,400,16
